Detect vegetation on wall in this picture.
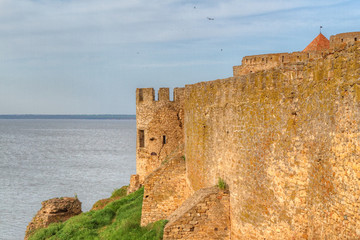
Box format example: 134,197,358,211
217,177,227,190
28,187,168,240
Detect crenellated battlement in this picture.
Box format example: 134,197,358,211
158,88,170,101
136,88,154,103
174,87,185,103
136,87,185,104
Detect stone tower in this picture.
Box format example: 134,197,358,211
135,87,185,183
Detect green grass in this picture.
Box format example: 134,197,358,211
217,177,227,190
28,187,168,240
91,186,129,211
111,186,128,198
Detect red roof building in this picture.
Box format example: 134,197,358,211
303,33,330,52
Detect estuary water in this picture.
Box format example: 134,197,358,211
0,119,136,240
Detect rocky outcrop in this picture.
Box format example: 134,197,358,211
25,197,82,239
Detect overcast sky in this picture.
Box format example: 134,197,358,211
0,0,359,114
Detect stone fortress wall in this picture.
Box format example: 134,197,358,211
330,31,360,47
185,49,360,238
134,32,360,239
233,51,322,76
233,31,360,77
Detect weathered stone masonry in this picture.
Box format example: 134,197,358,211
140,154,191,226
163,187,230,240
135,87,185,184
135,32,360,239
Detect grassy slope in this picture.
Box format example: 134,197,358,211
28,188,167,240
91,186,128,211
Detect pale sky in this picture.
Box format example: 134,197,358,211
0,0,359,114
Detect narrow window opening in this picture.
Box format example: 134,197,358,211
341,38,344,42
162,135,166,144
139,89,143,102
282,56,284,63
139,130,145,148
262,58,264,62
355,37,357,42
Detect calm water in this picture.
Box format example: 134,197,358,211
0,119,136,240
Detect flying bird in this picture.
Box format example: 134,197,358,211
207,17,214,20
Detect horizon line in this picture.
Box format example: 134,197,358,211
0,114,136,120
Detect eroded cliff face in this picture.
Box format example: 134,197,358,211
25,197,82,239
184,43,360,239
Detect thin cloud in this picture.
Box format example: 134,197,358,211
0,0,359,114
0,0,350,44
